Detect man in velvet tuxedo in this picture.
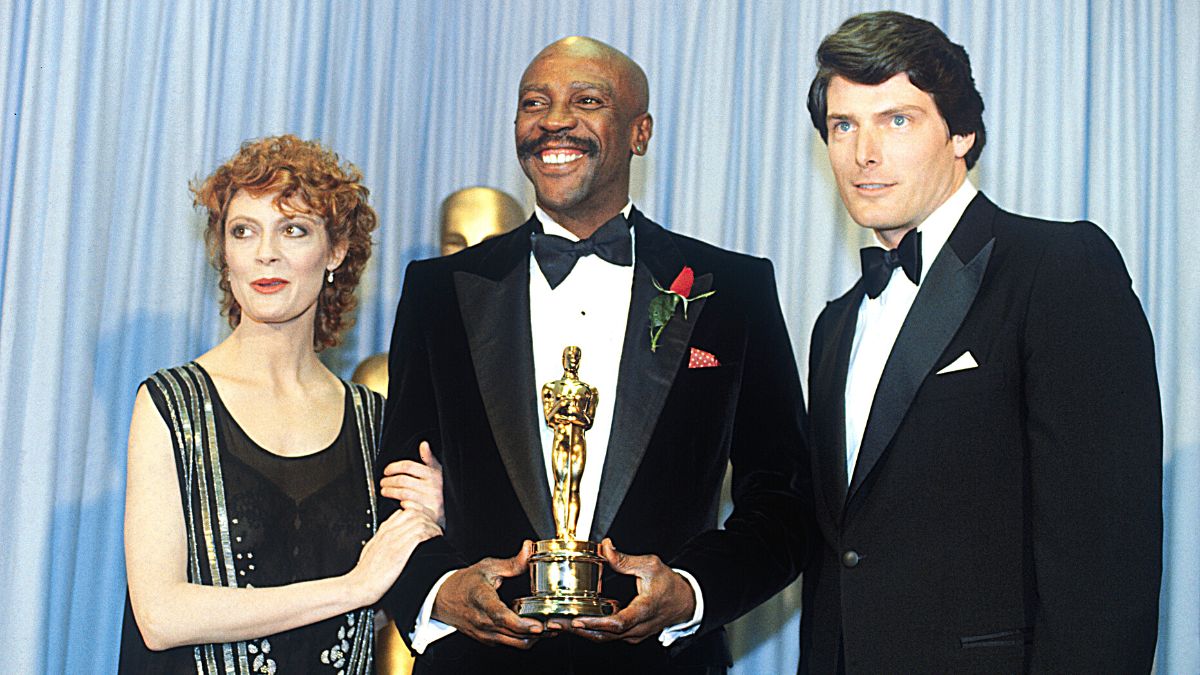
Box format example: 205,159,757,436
377,36,810,673
800,11,1162,673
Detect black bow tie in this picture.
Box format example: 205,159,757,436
531,214,633,289
860,229,922,299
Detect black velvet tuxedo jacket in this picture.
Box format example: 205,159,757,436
801,193,1162,673
378,208,811,673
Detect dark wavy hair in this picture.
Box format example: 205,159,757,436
192,135,378,350
807,11,987,170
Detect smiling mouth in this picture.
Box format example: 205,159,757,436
854,182,896,193
539,149,586,165
517,133,598,166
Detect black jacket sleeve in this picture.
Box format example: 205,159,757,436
1023,223,1162,671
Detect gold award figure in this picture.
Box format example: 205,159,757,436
514,347,619,618
545,346,595,541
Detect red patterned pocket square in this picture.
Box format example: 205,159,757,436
688,347,720,368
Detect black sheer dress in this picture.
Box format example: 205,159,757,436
118,363,384,674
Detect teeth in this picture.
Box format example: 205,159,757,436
541,152,583,165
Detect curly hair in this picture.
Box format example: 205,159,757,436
807,11,987,170
192,135,377,350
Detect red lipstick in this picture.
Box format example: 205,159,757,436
251,278,289,294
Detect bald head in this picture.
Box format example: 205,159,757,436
439,186,526,256
525,37,650,117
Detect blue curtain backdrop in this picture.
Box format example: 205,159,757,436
2,1,1196,671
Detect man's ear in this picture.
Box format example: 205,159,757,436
630,113,654,155
952,132,976,159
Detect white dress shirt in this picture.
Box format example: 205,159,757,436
410,202,702,652
529,204,635,541
843,180,978,478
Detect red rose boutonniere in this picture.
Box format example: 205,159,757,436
649,266,715,352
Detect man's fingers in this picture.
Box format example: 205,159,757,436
565,626,621,642
469,544,543,637
468,586,544,639
566,540,667,643
572,599,648,634
419,440,443,471
566,616,655,643
516,539,534,565
483,540,534,582
485,602,544,636
467,631,536,649
570,596,665,643
460,603,538,649
433,545,544,649
599,538,648,576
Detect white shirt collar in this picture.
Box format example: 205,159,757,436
533,200,634,242
873,179,977,285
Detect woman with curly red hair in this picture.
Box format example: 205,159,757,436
119,135,441,673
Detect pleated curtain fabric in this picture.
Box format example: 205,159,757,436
1,1,1197,672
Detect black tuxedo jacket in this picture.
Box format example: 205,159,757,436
378,208,812,673
801,193,1162,673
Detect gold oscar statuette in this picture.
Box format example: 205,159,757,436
514,346,620,618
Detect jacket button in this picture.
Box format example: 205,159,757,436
842,550,860,568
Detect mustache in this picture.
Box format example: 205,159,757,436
516,133,599,159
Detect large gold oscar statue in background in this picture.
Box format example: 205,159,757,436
514,346,619,618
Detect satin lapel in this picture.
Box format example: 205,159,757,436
590,211,708,540
454,221,556,540
810,289,861,525
847,201,997,503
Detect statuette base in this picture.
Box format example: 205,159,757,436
513,539,619,618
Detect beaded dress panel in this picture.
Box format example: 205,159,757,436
118,363,384,674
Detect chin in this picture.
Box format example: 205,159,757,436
240,296,320,327
847,206,897,231
534,189,588,214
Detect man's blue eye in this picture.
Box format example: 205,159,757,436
892,115,907,127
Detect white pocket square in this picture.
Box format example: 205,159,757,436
937,351,978,374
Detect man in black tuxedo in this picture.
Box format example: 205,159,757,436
800,11,1162,673
377,36,811,673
